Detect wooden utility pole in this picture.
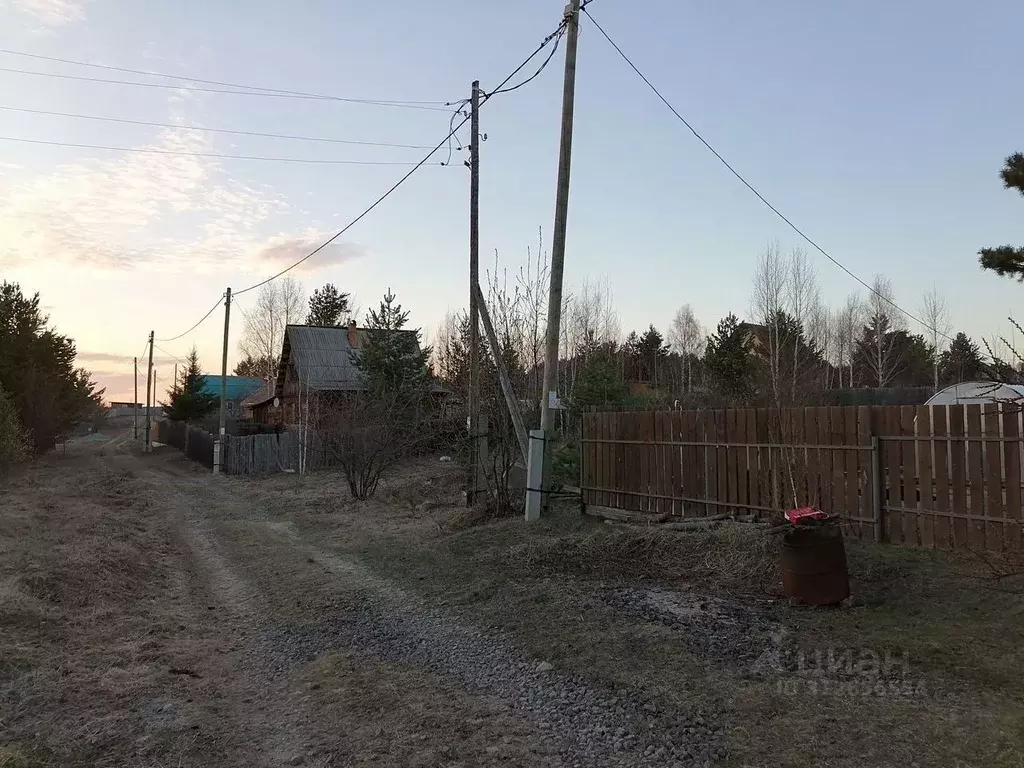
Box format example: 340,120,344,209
467,81,481,504
537,0,581,515
215,287,231,474
145,331,154,452
133,357,138,440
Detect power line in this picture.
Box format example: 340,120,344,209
155,296,224,342
234,18,568,297
0,136,448,166
484,23,566,98
582,8,954,342
0,47,450,106
0,106,437,150
0,65,452,112
153,344,187,366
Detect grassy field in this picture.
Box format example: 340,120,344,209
264,464,1024,768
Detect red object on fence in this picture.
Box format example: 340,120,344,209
785,506,828,525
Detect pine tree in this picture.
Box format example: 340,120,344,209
704,313,752,401
353,289,431,397
163,348,219,423
979,153,1024,279
306,283,351,326
940,333,985,385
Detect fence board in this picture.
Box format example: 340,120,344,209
856,406,872,539
948,405,969,549
984,404,1005,551
916,406,935,549
736,410,750,511
815,407,832,513
966,405,987,551
932,406,952,550
1004,407,1023,552
668,411,682,517
756,409,773,511
697,409,710,516
883,407,902,542
898,406,919,546
653,412,667,516
725,410,739,510
715,410,729,514
597,413,608,508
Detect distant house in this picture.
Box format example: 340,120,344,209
245,321,440,426
198,375,265,419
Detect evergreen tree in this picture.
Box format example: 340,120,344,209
572,350,630,412
704,313,752,401
353,289,431,397
979,153,1024,279
635,325,670,385
0,282,103,451
163,348,219,423
306,283,351,326
940,333,985,385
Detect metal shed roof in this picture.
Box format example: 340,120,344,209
198,375,265,401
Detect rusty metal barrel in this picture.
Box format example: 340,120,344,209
781,521,850,606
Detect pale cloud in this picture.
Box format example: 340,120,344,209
0,127,289,273
10,0,89,26
77,351,177,366
250,232,367,273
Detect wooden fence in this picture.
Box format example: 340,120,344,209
153,420,215,469
580,404,1024,552
223,430,328,475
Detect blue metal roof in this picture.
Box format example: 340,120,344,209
199,375,266,401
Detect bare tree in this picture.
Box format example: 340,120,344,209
862,274,905,387
668,303,705,391
785,247,822,396
750,242,787,406
237,277,306,379
920,285,952,393
833,293,862,388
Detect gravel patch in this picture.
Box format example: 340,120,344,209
606,586,782,667
256,594,728,767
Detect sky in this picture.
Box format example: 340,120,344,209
1,0,1022,402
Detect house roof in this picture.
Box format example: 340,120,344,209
242,382,276,408
270,324,442,398
198,375,266,401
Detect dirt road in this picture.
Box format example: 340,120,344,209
1,434,723,768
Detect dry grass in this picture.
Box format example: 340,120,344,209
503,523,780,594
0,456,222,767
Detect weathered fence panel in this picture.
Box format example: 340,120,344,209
581,404,1024,553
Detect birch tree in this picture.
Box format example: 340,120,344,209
238,277,306,380
920,286,952,393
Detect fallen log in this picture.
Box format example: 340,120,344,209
584,505,670,524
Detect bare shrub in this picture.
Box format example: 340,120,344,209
315,392,439,500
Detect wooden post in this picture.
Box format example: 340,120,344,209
871,436,884,542
145,331,154,452
214,287,231,475
133,356,138,440
539,0,581,515
468,80,481,505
